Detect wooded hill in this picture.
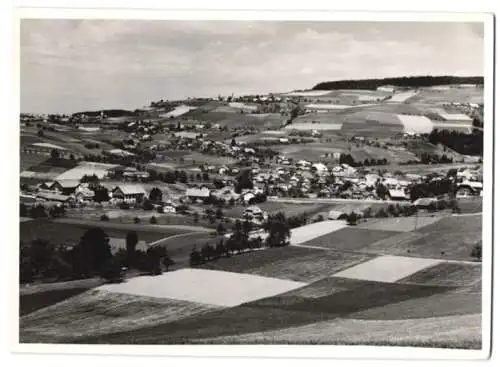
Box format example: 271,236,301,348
312,76,484,91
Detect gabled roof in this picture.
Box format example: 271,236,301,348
54,179,80,188
113,184,147,196
388,189,407,199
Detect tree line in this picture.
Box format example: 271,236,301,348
313,76,483,91
190,212,291,266
20,229,174,284
428,129,483,156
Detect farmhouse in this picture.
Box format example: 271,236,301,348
111,184,147,203
51,180,80,195
185,186,211,202
456,181,483,198
74,185,95,202
388,189,408,201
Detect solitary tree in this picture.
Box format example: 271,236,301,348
471,242,482,261
346,211,359,226
216,222,226,235
149,187,163,203
126,231,138,267
73,228,112,276
93,186,110,203
264,212,291,247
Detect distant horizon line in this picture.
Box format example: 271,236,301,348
21,74,485,115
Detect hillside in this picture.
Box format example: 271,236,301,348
312,76,484,91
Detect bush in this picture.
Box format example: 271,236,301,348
100,214,110,221
471,242,482,261
133,217,141,224
346,211,359,226
156,206,164,214
149,216,158,224
313,214,325,223
119,202,130,210
142,199,154,211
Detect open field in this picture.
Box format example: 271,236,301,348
359,215,482,261
398,262,481,287
20,153,49,172
290,221,347,245
201,247,373,282
349,284,481,320
20,219,195,245
55,162,118,180
181,152,237,166
457,198,483,213
200,314,480,347
20,287,94,316
410,88,483,105
20,289,220,343
285,122,343,131
357,216,444,232
297,227,397,251
332,255,443,283
397,115,434,134
98,269,307,307
150,232,222,263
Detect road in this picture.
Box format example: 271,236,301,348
268,197,412,205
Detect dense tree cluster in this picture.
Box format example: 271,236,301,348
313,76,483,91
234,169,254,193
428,129,483,156
339,153,388,167
19,229,174,284
408,177,456,201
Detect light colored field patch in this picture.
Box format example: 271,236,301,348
332,255,443,283
389,91,418,102
357,216,443,232
160,105,197,118
20,289,219,343
285,123,343,131
290,220,347,245
56,162,118,180
283,90,332,97
201,314,481,346
98,269,307,307
397,114,434,134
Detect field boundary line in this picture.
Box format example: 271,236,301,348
148,232,205,248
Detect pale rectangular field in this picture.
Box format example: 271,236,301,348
389,91,418,102
290,220,347,245
285,123,343,131
332,255,443,283
357,216,443,232
98,269,307,307
397,114,435,134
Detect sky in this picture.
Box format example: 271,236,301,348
21,20,484,114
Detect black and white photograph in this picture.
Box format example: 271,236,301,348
13,8,493,359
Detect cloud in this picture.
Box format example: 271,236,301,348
20,20,484,113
